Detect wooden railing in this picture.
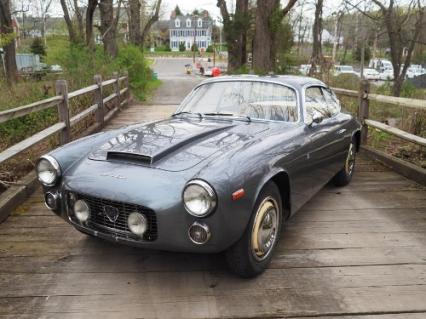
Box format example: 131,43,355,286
0,72,129,165
332,80,426,184
331,81,426,147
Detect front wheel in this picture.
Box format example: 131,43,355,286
226,182,282,278
333,139,356,186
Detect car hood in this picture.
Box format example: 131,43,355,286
89,117,274,172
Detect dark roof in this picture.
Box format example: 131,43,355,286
199,75,325,90
169,14,212,29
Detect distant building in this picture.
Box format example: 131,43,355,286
169,10,212,51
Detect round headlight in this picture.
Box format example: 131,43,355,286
74,199,90,222
36,155,61,186
128,212,148,236
183,180,217,217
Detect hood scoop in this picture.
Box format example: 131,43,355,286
106,151,153,165
90,119,236,166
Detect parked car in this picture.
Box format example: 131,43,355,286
299,64,320,75
378,69,394,80
363,68,380,80
334,65,359,77
37,76,361,277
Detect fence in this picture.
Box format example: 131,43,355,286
0,72,129,165
332,80,426,184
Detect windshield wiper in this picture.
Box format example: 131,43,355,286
203,112,251,122
172,111,203,119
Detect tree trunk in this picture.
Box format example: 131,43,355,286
86,0,98,49
99,0,120,58
129,0,141,45
217,0,248,73
60,0,79,44
253,0,297,73
309,0,323,76
253,0,276,73
141,0,162,45
0,0,18,85
73,0,84,41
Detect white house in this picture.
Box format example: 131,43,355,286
169,11,212,51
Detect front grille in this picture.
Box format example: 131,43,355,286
67,192,157,241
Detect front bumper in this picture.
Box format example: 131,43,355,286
49,186,252,254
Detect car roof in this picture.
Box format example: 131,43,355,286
199,74,326,90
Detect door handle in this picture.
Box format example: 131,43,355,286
337,129,346,134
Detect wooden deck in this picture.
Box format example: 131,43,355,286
1,102,426,319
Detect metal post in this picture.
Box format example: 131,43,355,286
359,79,370,144
94,74,104,128
113,71,121,110
55,80,71,145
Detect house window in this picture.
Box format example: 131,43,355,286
175,19,180,27
186,19,191,27
197,18,202,28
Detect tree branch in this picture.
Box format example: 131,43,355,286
281,0,298,17
141,0,163,43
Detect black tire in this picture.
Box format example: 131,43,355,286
226,182,283,278
333,138,357,187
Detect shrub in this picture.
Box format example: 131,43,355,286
179,42,186,52
206,45,213,53
30,37,46,60
353,46,371,63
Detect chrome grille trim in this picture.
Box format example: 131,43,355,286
67,191,157,241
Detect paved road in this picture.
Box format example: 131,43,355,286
150,57,203,105
1,58,426,318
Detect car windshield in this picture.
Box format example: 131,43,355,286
178,81,299,122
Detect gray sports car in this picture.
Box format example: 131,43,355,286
37,75,361,277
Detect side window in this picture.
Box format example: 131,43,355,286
305,86,331,122
322,87,341,116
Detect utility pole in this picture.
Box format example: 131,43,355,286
192,14,198,64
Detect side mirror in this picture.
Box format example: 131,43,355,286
312,111,324,124
307,111,324,126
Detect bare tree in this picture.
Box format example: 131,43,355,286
59,0,79,43
253,0,297,73
141,0,162,45
0,0,18,85
128,0,142,45
86,0,99,48
35,0,53,46
217,0,249,72
308,0,323,76
346,0,425,96
99,0,123,57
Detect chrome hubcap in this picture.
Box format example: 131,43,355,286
345,143,355,175
251,197,279,261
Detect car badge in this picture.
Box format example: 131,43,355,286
103,205,120,222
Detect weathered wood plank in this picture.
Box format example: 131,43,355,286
331,87,359,97
0,96,61,124
0,123,65,164
67,84,98,99
69,104,98,126
368,93,426,110
365,119,426,147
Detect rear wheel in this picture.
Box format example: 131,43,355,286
333,139,356,187
226,182,282,278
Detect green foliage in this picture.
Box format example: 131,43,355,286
174,5,183,16
191,43,198,52
275,19,294,74
116,45,153,100
0,32,16,47
179,42,186,52
30,38,46,59
206,45,213,53
353,46,371,63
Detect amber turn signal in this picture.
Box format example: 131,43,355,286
232,188,245,201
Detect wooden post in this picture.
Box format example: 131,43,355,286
358,79,370,144
55,80,70,145
124,71,129,104
113,71,121,110
94,74,104,128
